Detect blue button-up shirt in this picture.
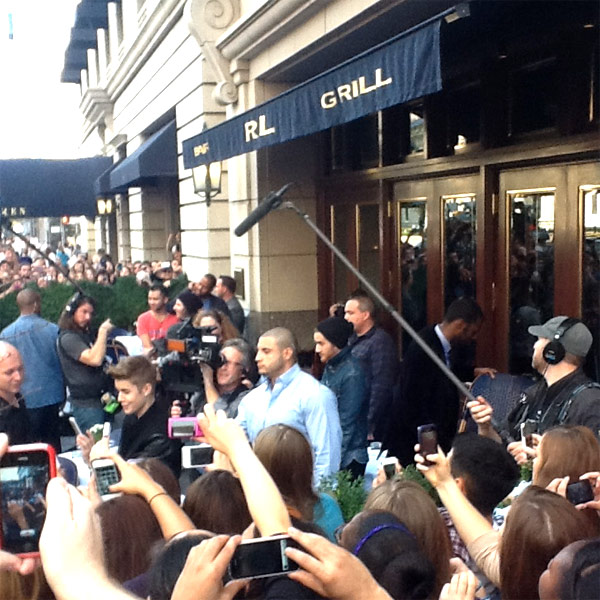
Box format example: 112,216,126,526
1,314,65,409
236,363,342,485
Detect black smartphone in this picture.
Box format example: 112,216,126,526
0,443,57,557
228,535,299,580
417,424,438,466
566,480,595,506
91,458,121,501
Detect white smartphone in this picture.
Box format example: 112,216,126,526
181,444,214,468
91,458,121,501
382,456,399,479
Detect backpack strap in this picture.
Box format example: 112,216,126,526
557,382,600,424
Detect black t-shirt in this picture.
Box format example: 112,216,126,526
57,329,110,401
0,394,31,444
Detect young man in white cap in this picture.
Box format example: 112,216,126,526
470,316,600,446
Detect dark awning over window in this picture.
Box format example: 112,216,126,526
94,163,127,198
182,17,442,169
109,120,177,191
0,157,112,218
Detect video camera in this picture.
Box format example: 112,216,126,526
155,319,222,394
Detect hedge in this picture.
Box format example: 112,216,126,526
0,275,189,332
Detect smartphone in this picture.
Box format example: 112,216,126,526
382,457,398,479
228,534,299,580
566,480,595,506
168,417,203,439
91,458,121,501
181,444,214,468
0,443,57,557
520,419,537,450
417,424,438,466
69,416,83,437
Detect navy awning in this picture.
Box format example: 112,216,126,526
182,16,442,169
109,120,177,191
0,157,112,218
94,163,127,198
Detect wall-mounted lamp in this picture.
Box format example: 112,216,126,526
97,198,113,215
192,162,222,207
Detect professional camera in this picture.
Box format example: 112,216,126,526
155,319,222,394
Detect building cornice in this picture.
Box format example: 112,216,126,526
216,0,332,62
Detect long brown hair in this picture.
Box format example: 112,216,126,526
253,424,319,521
500,485,591,600
534,426,600,488
96,495,163,583
365,478,452,597
182,470,251,534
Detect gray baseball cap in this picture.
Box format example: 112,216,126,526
528,316,593,358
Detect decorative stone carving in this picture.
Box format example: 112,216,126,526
186,0,240,105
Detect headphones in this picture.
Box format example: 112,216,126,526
542,318,581,365
65,292,92,315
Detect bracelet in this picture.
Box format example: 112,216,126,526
148,491,168,505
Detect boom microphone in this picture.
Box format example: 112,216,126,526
234,183,293,237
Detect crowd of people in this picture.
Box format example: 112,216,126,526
0,237,599,599
0,240,185,299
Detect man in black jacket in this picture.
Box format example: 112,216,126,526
470,316,600,454
384,297,489,466
78,356,181,475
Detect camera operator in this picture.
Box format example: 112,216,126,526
171,338,253,420
57,294,114,432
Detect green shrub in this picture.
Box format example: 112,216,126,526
0,275,188,331
398,463,442,506
319,470,367,523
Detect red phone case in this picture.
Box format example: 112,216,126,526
0,443,57,558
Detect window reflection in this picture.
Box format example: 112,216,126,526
443,194,476,309
581,185,600,381
358,204,380,290
398,200,427,350
508,189,555,375
409,108,424,154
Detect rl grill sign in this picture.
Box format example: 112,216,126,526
182,19,442,168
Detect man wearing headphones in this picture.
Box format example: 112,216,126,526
469,316,600,450
57,294,114,431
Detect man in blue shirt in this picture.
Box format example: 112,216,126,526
236,327,342,485
1,289,64,450
314,317,369,480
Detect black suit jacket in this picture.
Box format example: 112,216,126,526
383,326,463,466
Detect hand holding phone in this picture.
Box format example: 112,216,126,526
228,535,299,580
0,443,57,557
417,424,438,466
566,480,595,506
90,458,121,501
382,457,399,480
